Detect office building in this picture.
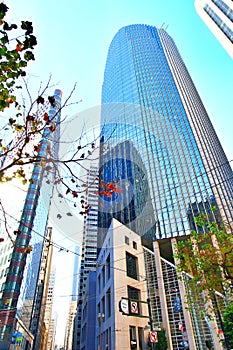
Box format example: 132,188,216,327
47,316,57,350
195,0,233,58
64,246,79,350
73,165,99,349
96,24,233,349
99,24,233,247
96,219,149,350
29,227,53,350
0,90,62,349
64,301,77,350
79,271,96,350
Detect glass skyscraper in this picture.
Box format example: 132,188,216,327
98,24,233,248
0,90,62,349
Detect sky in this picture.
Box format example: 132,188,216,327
5,0,233,346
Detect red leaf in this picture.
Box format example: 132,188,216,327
43,113,49,122
115,187,123,194
16,43,23,52
107,183,115,191
34,144,41,153
104,191,112,198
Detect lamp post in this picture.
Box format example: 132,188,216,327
98,313,105,350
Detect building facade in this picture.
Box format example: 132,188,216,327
96,219,224,349
79,271,96,350
64,246,79,350
195,0,233,58
97,24,233,349
96,219,149,350
99,24,233,245
0,90,62,349
29,227,53,350
73,165,99,349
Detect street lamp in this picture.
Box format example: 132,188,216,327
98,313,105,350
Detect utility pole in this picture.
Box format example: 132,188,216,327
147,298,156,349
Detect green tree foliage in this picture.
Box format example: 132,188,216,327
0,3,37,112
175,213,233,307
156,328,168,350
223,302,233,348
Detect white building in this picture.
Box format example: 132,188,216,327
96,219,150,350
195,0,233,58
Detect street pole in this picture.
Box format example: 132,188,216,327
147,298,155,350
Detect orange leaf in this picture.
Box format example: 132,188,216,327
115,187,123,194
16,43,23,52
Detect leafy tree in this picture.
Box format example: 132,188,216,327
156,328,168,350
0,3,37,112
223,302,233,348
175,213,233,311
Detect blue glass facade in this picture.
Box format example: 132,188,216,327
98,25,233,246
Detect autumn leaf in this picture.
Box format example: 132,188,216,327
34,144,41,153
43,112,49,123
115,187,123,194
49,124,56,132
16,43,22,52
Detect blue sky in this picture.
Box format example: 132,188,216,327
5,0,233,345
7,0,233,160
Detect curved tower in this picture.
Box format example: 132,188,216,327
99,24,233,242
